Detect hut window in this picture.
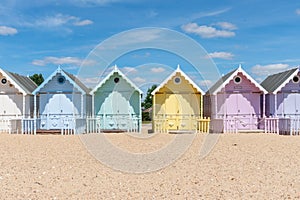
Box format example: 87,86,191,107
174,77,181,84
114,77,120,83
292,76,299,83
1,78,7,84
234,76,242,84
57,76,66,84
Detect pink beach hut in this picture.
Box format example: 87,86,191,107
261,67,300,135
205,65,267,133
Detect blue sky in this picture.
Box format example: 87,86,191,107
1,0,300,92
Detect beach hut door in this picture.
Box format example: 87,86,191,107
283,93,300,117
47,94,74,129
227,93,253,130
165,94,180,130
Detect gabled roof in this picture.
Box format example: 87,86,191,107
64,71,91,94
0,68,37,95
151,65,204,95
207,65,267,95
33,66,90,95
90,65,143,94
261,67,299,94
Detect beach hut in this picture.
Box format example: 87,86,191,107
33,67,91,134
206,65,267,133
151,65,209,133
261,67,300,135
0,68,37,133
89,66,142,132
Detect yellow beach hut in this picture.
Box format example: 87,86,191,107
151,65,209,133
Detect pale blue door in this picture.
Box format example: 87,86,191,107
98,91,133,130
43,94,76,129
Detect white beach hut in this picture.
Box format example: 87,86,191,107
0,68,37,133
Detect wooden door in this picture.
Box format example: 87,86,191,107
283,93,300,117
226,93,256,130
44,94,75,129
0,95,22,117
165,94,179,130
99,91,131,130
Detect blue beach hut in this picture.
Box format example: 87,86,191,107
32,67,91,134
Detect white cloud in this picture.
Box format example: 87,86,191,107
81,77,100,85
73,19,93,26
0,26,17,36
151,67,165,73
251,64,289,76
32,56,85,66
133,77,146,83
208,51,234,60
199,80,213,87
121,66,138,73
181,22,235,38
33,13,93,28
296,9,300,15
215,22,237,30
119,29,162,44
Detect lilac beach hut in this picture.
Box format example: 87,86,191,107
261,67,300,135
205,65,267,133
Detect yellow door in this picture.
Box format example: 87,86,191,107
165,94,179,130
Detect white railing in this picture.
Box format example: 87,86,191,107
264,117,279,134
86,115,141,133
22,118,35,135
127,116,140,132
277,118,300,135
61,117,87,135
288,118,300,136
0,119,11,134
153,118,168,133
61,117,75,135
153,114,210,133
86,117,101,133
224,118,238,133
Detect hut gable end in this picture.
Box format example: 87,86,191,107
223,72,263,93
33,67,88,95
37,73,81,93
157,72,200,94
0,68,37,95
91,66,142,95
152,66,204,95
208,66,267,95
261,68,298,94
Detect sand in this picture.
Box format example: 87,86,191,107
0,128,300,199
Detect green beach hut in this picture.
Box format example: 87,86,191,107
90,66,142,132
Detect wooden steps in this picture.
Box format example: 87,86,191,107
238,129,265,133
168,130,195,134
101,129,127,133
36,129,63,135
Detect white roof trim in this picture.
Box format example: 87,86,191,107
0,68,27,95
32,66,85,95
212,66,267,95
151,65,204,95
273,68,299,94
90,65,143,94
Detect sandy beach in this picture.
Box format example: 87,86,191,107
0,129,300,199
